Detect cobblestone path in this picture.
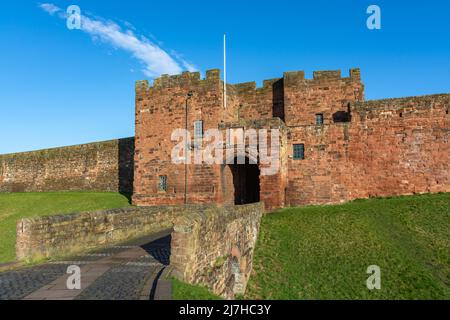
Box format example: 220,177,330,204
0,230,172,300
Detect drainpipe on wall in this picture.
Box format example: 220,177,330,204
185,92,193,205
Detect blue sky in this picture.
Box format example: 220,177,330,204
0,0,449,154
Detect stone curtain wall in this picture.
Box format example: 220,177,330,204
349,95,449,198
0,138,134,193
16,206,186,261
286,94,450,205
170,202,264,299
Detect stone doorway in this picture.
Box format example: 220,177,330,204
228,158,261,205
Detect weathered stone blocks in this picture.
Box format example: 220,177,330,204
170,202,264,299
15,203,264,300
0,138,134,193
16,206,182,261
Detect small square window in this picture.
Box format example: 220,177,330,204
194,120,203,138
316,114,324,125
293,144,305,160
159,175,167,192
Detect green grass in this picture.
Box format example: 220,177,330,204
171,193,450,300
0,192,131,264
172,279,223,300
245,193,450,300
2,192,449,299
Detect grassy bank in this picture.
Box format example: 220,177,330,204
0,192,131,263
172,279,222,300
2,192,449,299
246,193,450,299
173,193,450,300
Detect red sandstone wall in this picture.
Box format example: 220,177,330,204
228,69,363,127
284,69,364,127
286,94,450,206
171,203,264,299
0,138,134,193
349,95,449,197
287,125,342,205
133,70,233,206
134,67,449,210
231,78,284,121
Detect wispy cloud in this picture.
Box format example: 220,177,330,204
40,3,61,15
38,3,197,78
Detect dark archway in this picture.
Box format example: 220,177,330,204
333,103,352,123
228,158,261,205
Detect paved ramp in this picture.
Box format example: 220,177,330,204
0,230,172,300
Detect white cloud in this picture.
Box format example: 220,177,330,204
39,3,61,15
39,3,197,78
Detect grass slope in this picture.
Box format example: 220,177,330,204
245,193,450,300
172,279,223,300
0,192,131,264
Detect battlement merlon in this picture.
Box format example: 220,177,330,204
283,68,361,86
228,68,362,91
135,69,223,93
135,67,362,94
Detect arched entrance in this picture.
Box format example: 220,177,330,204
226,157,260,205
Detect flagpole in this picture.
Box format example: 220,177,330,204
223,33,227,109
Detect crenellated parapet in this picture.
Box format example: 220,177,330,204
227,68,362,96
283,68,361,86
136,67,362,95
135,69,222,93
221,68,363,125
135,67,365,127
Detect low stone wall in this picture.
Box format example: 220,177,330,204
16,206,185,261
170,202,264,299
16,203,265,299
0,137,134,193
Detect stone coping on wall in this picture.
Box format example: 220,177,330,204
15,203,264,261
15,202,265,299
0,137,133,158
16,205,185,261
353,93,450,111
0,137,135,193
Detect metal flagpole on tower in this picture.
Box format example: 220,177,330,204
223,33,227,109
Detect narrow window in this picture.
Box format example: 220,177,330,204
293,144,305,160
194,120,203,138
316,114,324,125
159,175,167,192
